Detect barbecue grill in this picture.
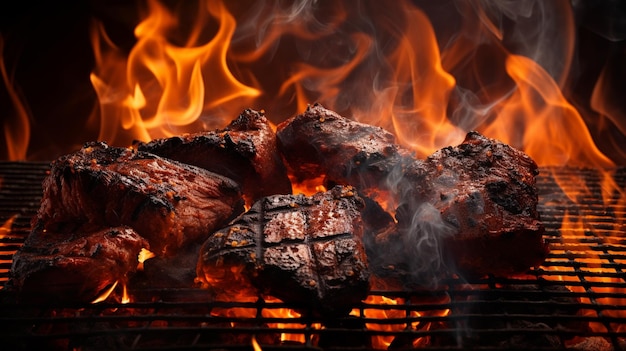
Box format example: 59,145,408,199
1,162,625,350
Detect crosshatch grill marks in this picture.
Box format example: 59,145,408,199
197,186,370,316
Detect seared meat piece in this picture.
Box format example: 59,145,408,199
197,186,370,316
276,103,413,191
135,108,292,204
421,131,547,277
8,226,147,303
35,142,244,256
372,131,547,282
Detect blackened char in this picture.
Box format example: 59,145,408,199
373,131,548,281
34,142,244,256
135,109,292,204
197,186,370,317
8,226,147,303
276,103,413,191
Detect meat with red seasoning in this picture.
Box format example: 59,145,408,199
9,226,147,303
34,141,244,256
136,108,292,205
197,186,373,317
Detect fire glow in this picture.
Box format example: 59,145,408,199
1,0,625,349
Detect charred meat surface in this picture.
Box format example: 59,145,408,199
197,186,370,316
422,131,547,277
374,131,548,282
276,103,413,191
135,108,292,204
35,142,244,256
8,226,147,303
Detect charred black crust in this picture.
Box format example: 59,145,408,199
36,141,243,256
199,186,369,317
227,108,266,131
276,103,407,190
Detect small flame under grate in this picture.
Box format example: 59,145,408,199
0,162,625,350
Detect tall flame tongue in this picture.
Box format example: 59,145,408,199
1,38,30,161
89,0,261,147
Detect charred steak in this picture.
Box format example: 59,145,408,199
276,103,413,191
197,186,370,316
9,226,147,303
373,131,548,282
34,142,244,256
135,108,292,204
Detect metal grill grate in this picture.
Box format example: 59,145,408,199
0,162,625,350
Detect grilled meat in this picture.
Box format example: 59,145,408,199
135,108,292,204
276,105,546,280
425,132,547,277
276,103,413,191
197,185,371,316
35,142,244,256
372,131,547,282
8,226,147,303
276,105,546,281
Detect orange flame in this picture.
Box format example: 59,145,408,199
251,335,262,351
590,59,626,163
0,37,30,161
89,280,133,304
137,247,155,271
357,295,406,349
89,0,261,148
543,209,626,337
91,280,119,304
0,0,618,171
121,282,131,304
368,6,461,158
261,296,321,345
481,54,614,169
0,214,16,238
87,0,618,176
